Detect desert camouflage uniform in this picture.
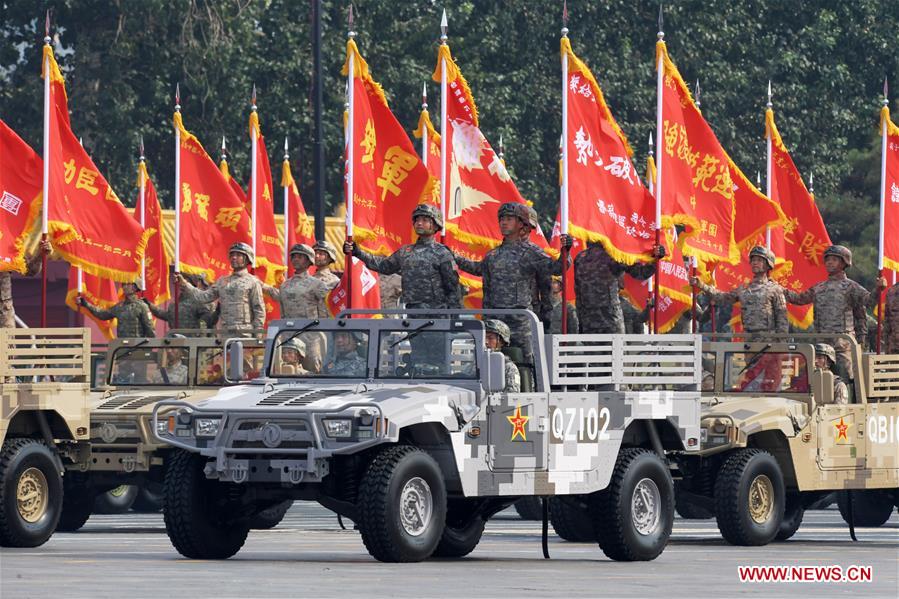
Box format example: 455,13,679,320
151,361,188,385
147,296,218,332
83,297,156,338
0,253,42,329
313,267,341,290
574,242,655,334
264,272,331,371
882,285,899,354
832,376,849,405
550,299,579,334
696,277,788,334
324,349,367,377
785,272,876,377
182,270,265,332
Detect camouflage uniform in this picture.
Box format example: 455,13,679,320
151,361,188,385
484,319,521,393
264,272,330,372
620,297,648,334
550,298,579,334
83,297,156,338
882,285,899,354
182,270,265,332
312,240,341,290
696,278,788,334
147,296,218,332
0,253,42,329
379,273,403,313
574,242,655,334
313,267,340,290
324,349,367,377
503,357,521,393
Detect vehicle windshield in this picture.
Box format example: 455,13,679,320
269,329,370,378
376,329,477,379
724,351,808,393
197,345,266,385
108,346,189,386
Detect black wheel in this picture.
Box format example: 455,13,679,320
837,490,895,527
357,445,447,563
162,449,250,559
433,499,485,558
549,497,595,542
56,478,94,532
250,500,292,530
0,438,64,547
93,484,138,514
591,448,674,561
513,497,543,521
131,486,164,513
674,481,714,520
714,449,785,546
776,493,804,541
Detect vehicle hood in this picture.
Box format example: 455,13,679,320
701,395,809,432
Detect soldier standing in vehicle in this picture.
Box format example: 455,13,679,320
882,281,899,354
144,273,219,333
1,239,50,328
262,243,330,371
312,240,341,290
814,343,849,405
784,245,885,378
78,278,155,338
689,246,789,335
574,240,664,334
175,242,265,333
483,319,520,393
550,277,579,334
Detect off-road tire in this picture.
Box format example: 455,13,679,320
0,439,63,547
837,490,894,528
250,500,292,529
433,516,485,558
549,497,596,542
131,486,164,513
591,448,674,561
674,481,714,520
513,497,543,521
714,449,784,546
56,478,94,532
163,449,250,559
93,484,138,514
357,445,447,562
776,493,804,541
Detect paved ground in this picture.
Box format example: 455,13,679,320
1,504,896,598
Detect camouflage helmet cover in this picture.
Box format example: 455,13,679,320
823,245,852,268
814,343,837,365
228,242,255,264
313,240,338,263
748,245,776,270
497,202,529,224
289,243,315,262
484,319,511,345
411,203,443,230
525,205,539,229
126,277,144,291
281,337,307,356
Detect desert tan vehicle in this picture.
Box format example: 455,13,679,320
57,332,275,531
675,334,898,545
0,328,93,547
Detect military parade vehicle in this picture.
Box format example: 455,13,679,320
0,327,93,547
152,309,704,562
57,331,289,531
674,334,898,545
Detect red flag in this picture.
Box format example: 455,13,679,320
326,256,380,316
881,106,899,272
282,156,314,279
249,111,285,286
135,162,170,305
413,104,442,186
0,120,42,273
65,267,118,340
219,158,248,206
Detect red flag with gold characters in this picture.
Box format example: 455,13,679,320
43,45,149,282
135,162,170,305
65,267,118,340
326,256,380,316
765,108,831,328
282,156,315,278
249,111,285,286
0,120,42,273
881,106,899,272
413,104,442,198
174,111,251,281
344,39,436,256
219,158,248,206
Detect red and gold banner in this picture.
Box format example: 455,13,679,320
44,45,149,282
0,120,42,273
344,39,435,256
135,162,170,305
413,106,442,196
882,106,899,272
766,108,832,328
65,267,118,340
174,111,251,281
249,112,285,286
282,157,315,277
219,158,248,206
327,256,381,316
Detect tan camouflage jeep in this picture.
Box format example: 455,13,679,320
0,328,93,547
675,334,898,545
152,309,704,563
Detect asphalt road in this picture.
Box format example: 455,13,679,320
2,504,897,598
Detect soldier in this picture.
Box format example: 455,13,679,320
152,342,189,385
144,273,219,333
176,242,265,333
883,282,899,354
550,277,579,334
814,343,849,405
689,246,788,335
574,240,664,334
1,239,50,328
784,245,885,378
379,273,403,313
262,243,330,371
323,331,367,377
78,278,155,338
274,338,311,376
483,319,521,393
312,240,341,290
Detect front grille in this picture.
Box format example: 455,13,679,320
90,420,141,444
230,420,314,450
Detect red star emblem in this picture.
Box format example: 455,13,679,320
834,417,849,442
507,404,529,442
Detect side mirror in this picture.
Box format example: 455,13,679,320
485,351,506,393
226,340,244,383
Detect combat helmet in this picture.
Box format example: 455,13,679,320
748,245,776,270
127,277,145,291
823,245,852,268
411,203,443,230
281,337,307,357
525,205,540,230
497,202,529,224
313,240,338,263
484,319,511,346
814,343,837,366
228,242,255,265
289,243,315,263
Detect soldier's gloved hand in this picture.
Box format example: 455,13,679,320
560,234,574,250
877,276,888,290
646,296,655,309
76,296,86,307
39,239,52,254
688,275,700,287
652,244,667,260
343,240,355,255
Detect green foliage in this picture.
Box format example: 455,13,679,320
0,0,895,287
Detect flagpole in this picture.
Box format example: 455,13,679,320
653,6,665,335
283,137,291,274
420,83,428,166
877,79,889,353
250,84,258,269
690,80,701,334
765,81,773,249
139,137,147,285
647,133,655,334
439,9,448,242
345,9,356,310
560,9,571,334
173,83,181,328
41,17,51,328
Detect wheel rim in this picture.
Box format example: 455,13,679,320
399,476,433,537
631,477,662,536
748,474,774,524
17,467,49,524
109,485,129,498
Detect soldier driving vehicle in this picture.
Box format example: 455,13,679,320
152,308,704,563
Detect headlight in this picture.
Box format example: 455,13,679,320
323,418,352,438
700,427,708,443
195,417,221,438
156,419,170,436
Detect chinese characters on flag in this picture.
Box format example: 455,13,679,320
0,120,42,273
135,162,170,305
881,106,899,272
282,157,315,276
249,111,285,287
